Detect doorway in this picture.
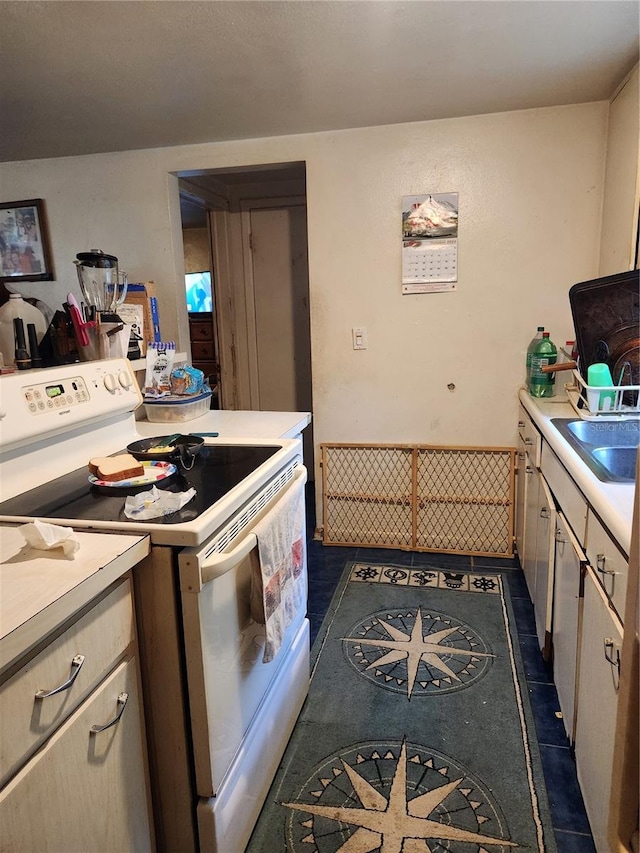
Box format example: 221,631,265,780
178,163,314,471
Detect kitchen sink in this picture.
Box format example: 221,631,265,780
551,418,639,484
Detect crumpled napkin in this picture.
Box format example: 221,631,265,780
20,520,80,558
124,486,196,520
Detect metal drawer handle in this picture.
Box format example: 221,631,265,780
555,528,565,544
596,553,614,576
90,692,129,733
525,466,534,475
603,638,621,678
540,506,550,519
35,654,85,699
524,437,533,446
518,421,525,429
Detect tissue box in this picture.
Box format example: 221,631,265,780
143,390,212,423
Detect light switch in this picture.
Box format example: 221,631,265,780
352,327,367,350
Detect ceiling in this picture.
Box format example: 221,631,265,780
1,1,638,166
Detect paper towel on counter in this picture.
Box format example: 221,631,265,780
19,520,80,558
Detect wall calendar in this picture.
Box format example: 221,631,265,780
401,193,459,294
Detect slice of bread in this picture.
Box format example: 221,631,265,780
89,453,144,482
88,456,111,476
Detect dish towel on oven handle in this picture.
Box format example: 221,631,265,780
250,474,306,663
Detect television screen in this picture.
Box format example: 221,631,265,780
185,271,213,313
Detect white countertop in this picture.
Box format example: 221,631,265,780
135,409,312,441
518,389,637,556
0,525,149,674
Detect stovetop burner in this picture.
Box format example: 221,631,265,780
0,444,280,526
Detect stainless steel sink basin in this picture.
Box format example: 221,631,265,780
551,418,639,483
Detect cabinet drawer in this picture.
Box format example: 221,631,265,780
585,510,628,622
191,340,216,360
0,657,153,853
189,320,213,341
0,579,134,786
541,442,587,541
518,405,541,467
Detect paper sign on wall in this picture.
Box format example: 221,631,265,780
401,193,458,293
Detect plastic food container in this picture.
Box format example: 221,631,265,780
143,390,212,423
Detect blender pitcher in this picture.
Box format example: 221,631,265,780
74,249,128,314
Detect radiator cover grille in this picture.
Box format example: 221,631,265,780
321,444,515,556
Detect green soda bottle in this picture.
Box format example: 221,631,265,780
525,326,545,383
529,332,557,397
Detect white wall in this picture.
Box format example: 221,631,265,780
0,102,608,474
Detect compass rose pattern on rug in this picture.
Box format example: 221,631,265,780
282,739,518,852
343,606,495,698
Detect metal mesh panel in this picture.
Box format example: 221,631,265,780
322,445,413,547
321,443,515,556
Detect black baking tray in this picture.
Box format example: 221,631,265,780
569,269,639,371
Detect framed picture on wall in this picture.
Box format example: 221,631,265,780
0,198,54,282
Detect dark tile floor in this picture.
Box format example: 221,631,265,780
305,527,597,851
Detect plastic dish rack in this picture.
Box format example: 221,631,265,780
565,369,640,419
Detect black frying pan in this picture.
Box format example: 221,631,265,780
127,435,205,469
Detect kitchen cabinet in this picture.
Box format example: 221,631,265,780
521,456,540,601
189,312,219,406
532,474,557,658
515,406,543,589
515,406,555,657
516,390,635,852
584,507,629,622
552,511,587,741
514,438,527,562
0,574,154,852
574,565,624,853
598,63,640,276
0,656,152,853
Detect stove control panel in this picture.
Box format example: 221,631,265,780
23,376,90,414
0,358,143,453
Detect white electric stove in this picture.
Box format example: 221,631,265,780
0,358,310,852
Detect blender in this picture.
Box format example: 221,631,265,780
74,249,128,314
73,249,130,360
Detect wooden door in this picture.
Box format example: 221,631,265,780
243,203,314,469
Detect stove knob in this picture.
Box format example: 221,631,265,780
118,370,133,389
103,373,117,392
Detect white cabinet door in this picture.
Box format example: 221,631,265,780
515,438,527,565
575,567,624,853
533,474,557,659
552,512,587,742
0,657,153,853
522,454,540,602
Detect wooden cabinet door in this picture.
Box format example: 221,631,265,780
552,512,586,742
0,657,153,853
575,567,624,853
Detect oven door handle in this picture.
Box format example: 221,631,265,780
201,532,258,583
199,466,307,585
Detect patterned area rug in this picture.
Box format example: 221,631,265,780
247,562,557,852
